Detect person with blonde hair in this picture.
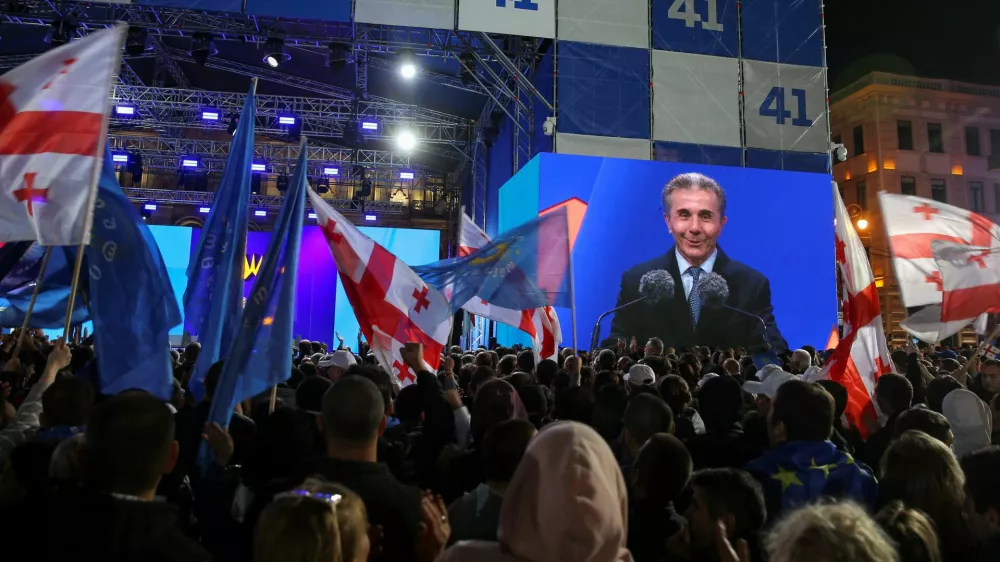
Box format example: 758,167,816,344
879,430,974,561
766,502,898,562
254,479,370,562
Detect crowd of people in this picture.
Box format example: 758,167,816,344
1,329,1000,562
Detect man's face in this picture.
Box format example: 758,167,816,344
645,340,661,357
665,188,727,265
982,364,1000,394
684,486,718,551
964,485,1000,543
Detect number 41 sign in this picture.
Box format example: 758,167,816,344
653,0,737,56
743,59,828,153
667,0,723,30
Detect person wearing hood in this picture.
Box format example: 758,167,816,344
437,421,634,562
942,389,992,457
685,375,761,469
745,379,877,521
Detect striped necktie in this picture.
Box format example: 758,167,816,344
688,266,703,324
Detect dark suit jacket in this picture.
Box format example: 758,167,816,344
609,247,787,353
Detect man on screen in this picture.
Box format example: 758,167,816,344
609,173,787,353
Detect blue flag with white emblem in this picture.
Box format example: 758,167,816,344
86,145,182,399
202,138,306,454
184,81,256,401
414,207,572,313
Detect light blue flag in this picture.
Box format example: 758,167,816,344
414,207,572,313
184,81,256,402
199,138,306,469
87,145,182,399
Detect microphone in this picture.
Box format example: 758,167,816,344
696,272,772,352
591,270,674,351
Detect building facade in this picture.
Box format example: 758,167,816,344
830,72,1000,345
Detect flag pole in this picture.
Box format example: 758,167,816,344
268,385,278,414
62,24,129,338
18,247,53,339
963,324,1000,371
568,236,578,355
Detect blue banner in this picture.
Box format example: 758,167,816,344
87,146,182,400
741,0,824,67
651,0,739,57
0,244,89,328
245,0,352,21
557,42,651,140
184,82,256,401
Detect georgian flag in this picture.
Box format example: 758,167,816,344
879,193,999,342
457,212,562,362
308,187,450,387
0,25,125,245
825,183,893,435
932,242,1000,324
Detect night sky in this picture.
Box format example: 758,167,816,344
824,0,1000,90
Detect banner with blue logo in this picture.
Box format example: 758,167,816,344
458,0,555,38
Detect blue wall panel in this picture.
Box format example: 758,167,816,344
137,0,241,11
651,0,739,57
654,141,743,167
741,0,824,67
557,42,651,139
245,0,352,21
745,148,830,173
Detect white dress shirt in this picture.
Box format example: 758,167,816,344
676,248,718,299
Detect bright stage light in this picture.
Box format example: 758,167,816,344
199,207,211,214
399,171,415,180
111,153,129,163
308,212,318,219
201,109,220,121
361,121,379,131
364,214,377,222
251,163,266,172
143,203,157,212
115,105,135,116
856,218,869,231
181,158,199,168
400,63,417,79
396,130,417,151
254,210,267,217
323,167,339,176
278,115,296,125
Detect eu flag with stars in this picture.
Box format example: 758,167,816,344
184,81,256,402
745,440,878,518
414,207,571,313
86,145,182,400
202,138,306,455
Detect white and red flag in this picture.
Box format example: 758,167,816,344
826,183,893,435
0,25,125,245
309,187,450,387
879,193,1000,342
931,241,1000,325
456,212,562,362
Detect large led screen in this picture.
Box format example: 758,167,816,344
499,153,836,352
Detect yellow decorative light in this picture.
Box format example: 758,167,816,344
867,160,878,173
883,159,896,170
952,163,964,176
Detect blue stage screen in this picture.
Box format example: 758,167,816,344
149,225,193,338
500,153,836,351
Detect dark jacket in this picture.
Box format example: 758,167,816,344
296,456,423,562
609,247,787,353
860,412,900,470
628,500,684,562
684,424,761,470
8,486,211,562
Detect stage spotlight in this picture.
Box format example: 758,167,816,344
364,214,377,222
323,166,339,176
199,207,211,214
856,218,869,231
276,174,289,192
190,33,218,66
227,116,238,136
459,52,477,85
111,153,129,164
396,129,417,151
326,42,354,67
181,157,199,169
254,209,267,217
399,171,415,180
44,16,77,46
398,49,418,79
263,38,289,68
315,177,330,194
361,120,379,131
201,108,221,121
115,105,135,116
251,162,266,172
358,178,373,198
308,212,318,219
125,27,148,57
143,202,157,212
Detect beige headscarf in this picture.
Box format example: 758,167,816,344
437,421,633,562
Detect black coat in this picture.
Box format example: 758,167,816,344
609,247,787,353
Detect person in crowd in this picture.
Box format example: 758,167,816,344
535,358,558,388
969,359,1000,404
878,429,974,561
926,375,963,414
624,363,656,393
448,419,535,544
959,446,1000,561
619,393,673,481
894,406,953,447
789,349,812,375
48,432,86,482
295,375,423,562
765,502,898,562
816,379,862,455
0,339,70,468
594,384,629,445
254,479,369,562
517,385,549,429
318,349,357,381
876,500,943,562
942,389,991,457
628,434,692,562
515,350,534,375
666,468,767,562
685,375,760,469
658,374,699,440
438,421,633,562
746,379,877,519
497,354,517,377
645,337,664,357
742,367,798,451
862,373,913,469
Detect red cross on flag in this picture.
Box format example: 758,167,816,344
931,241,1000,324
0,25,125,245
825,183,892,436
456,212,562,362
308,186,451,387
879,193,1000,342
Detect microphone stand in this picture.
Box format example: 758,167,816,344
591,296,647,352
722,303,771,352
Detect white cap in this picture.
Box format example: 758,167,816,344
697,373,719,389
318,350,356,370
743,370,798,399
625,364,655,385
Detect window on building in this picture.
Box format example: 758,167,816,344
991,129,1000,156
901,176,916,195
995,183,1000,213
966,127,982,156
897,120,913,150
857,181,867,210
928,123,944,153
970,181,984,212
853,125,865,155
931,179,947,203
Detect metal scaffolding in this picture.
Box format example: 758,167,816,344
123,187,408,215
